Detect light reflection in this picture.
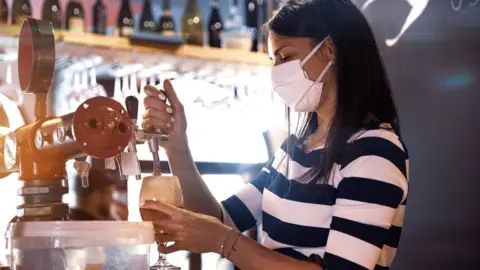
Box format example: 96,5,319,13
360,0,431,47
444,74,473,88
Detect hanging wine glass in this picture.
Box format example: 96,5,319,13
80,60,90,101
113,69,124,106
0,50,24,106
89,55,107,98
67,63,82,112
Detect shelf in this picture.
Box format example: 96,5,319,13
0,24,272,66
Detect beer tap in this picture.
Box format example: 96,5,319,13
0,18,134,222
148,136,162,176
124,94,169,178
125,95,142,180
74,159,91,188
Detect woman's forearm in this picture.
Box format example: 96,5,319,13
224,232,323,270
166,136,222,219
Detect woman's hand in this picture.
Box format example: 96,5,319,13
142,79,188,151
141,200,231,255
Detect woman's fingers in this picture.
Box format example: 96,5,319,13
154,229,185,242
142,200,183,219
143,96,172,113
144,85,167,100
163,80,183,109
142,117,171,132
153,221,183,232
143,107,175,124
158,242,183,254
155,232,174,243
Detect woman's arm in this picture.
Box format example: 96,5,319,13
143,81,222,219
167,137,222,219
222,230,323,270
145,201,322,270
322,132,409,269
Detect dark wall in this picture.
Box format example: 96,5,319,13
355,0,479,269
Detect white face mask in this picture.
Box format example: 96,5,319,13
271,37,333,112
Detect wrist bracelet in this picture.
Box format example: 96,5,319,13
224,230,241,259
220,228,235,258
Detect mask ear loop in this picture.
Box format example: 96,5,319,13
300,36,329,67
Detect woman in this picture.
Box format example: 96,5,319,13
141,0,409,269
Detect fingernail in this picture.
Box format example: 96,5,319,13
167,123,171,128
166,107,173,114
159,93,166,101
171,117,176,123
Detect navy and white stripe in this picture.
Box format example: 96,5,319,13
222,127,409,270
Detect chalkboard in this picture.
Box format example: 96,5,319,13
353,1,479,269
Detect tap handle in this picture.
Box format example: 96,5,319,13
74,160,91,188
125,95,139,121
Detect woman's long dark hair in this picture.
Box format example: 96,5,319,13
265,0,401,184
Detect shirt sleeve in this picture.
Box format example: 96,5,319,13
221,159,273,232
323,133,409,270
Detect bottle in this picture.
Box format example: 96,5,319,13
12,0,32,25
272,0,280,17
66,0,85,33
256,0,268,52
244,0,258,51
225,0,242,29
181,0,204,46
157,0,176,36
92,0,108,35
117,0,134,37
139,0,156,32
208,0,223,48
0,0,8,24
42,0,62,29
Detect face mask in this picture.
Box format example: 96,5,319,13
271,37,334,112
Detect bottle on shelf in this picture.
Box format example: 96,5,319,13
272,0,281,17
66,0,85,33
139,0,156,32
12,0,32,25
181,0,204,46
157,0,176,36
42,0,62,29
256,0,268,52
0,0,8,24
225,0,243,29
92,0,108,35
244,0,258,51
117,0,134,37
208,0,223,48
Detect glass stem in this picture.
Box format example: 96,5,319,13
158,242,167,261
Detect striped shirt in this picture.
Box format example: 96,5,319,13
221,127,409,270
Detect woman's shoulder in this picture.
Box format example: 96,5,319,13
337,125,409,202
337,125,409,177
347,125,407,155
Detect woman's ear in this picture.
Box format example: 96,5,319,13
325,38,336,63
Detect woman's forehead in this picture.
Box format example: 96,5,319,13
268,33,313,56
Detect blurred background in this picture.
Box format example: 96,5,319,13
0,0,478,269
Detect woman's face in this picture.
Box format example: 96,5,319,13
268,33,337,113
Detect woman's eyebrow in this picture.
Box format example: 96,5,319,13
269,46,288,60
